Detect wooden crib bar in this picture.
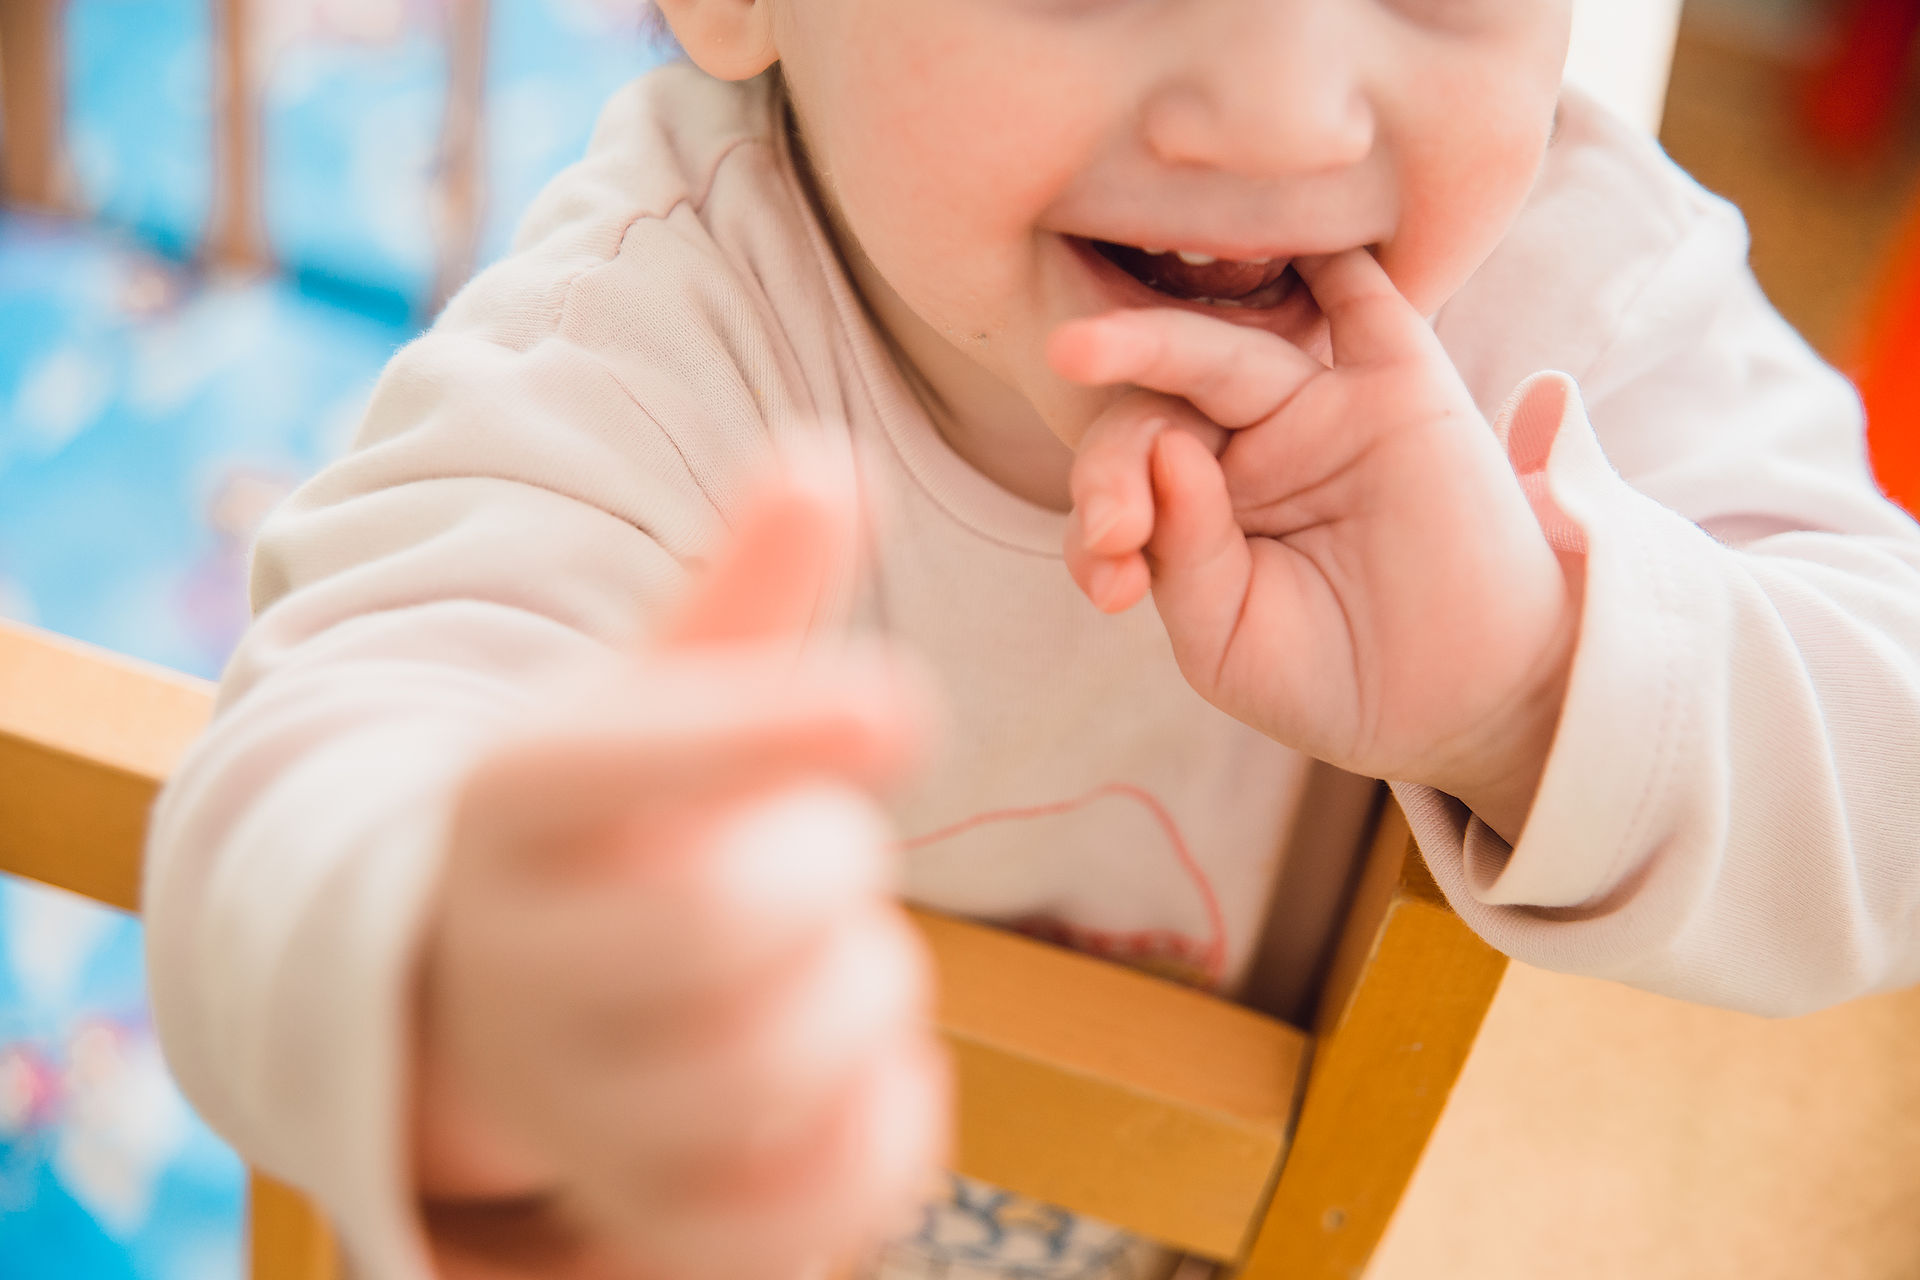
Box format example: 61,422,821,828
0,0,65,208
0,0,492,296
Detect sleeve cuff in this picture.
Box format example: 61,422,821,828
1399,371,1730,918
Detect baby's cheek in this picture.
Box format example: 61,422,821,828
1375,45,1558,314
1386,127,1550,316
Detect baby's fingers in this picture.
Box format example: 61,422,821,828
1293,249,1428,368
459,645,929,865
1064,535,1151,616
542,783,902,1014
1063,395,1175,613
661,454,861,653
585,1031,948,1280
1146,430,1253,684
571,901,931,1162
1048,308,1322,428
1070,400,1166,556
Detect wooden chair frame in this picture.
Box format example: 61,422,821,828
0,617,1506,1278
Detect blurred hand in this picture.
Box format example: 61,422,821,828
1050,249,1578,839
414,471,949,1280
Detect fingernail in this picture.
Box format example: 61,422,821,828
1079,496,1120,547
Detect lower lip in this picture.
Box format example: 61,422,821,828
1060,235,1322,337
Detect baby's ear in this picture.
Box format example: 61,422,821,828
653,0,779,81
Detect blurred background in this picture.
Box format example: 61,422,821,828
0,0,1915,1276
0,3,677,1273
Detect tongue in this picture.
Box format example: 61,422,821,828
1099,242,1291,302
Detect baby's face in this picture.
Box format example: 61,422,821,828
766,0,1572,445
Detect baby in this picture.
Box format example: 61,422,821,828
144,1,1920,1278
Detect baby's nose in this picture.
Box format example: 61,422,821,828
1138,4,1375,177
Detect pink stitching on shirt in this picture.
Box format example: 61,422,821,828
900,783,1228,986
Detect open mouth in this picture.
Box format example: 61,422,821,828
1080,238,1305,310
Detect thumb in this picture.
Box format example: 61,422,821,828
660,455,862,653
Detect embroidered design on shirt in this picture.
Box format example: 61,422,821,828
900,782,1227,988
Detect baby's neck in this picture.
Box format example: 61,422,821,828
783,100,1075,513
854,272,1076,513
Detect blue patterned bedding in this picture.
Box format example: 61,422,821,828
64,0,214,260
481,0,673,264
0,210,412,1279
0,216,415,675
258,2,452,318
0,3,669,1272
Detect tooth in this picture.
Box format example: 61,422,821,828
1177,251,1217,266
1142,246,1168,255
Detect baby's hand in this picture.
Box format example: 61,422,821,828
1049,249,1578,839
414,476,948,1279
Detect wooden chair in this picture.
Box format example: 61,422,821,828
0,2,1682,1277
0,615,1505,1280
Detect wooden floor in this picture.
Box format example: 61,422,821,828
1369,24,1920,1279
1374,969,1920,1279
1658,21,1920,362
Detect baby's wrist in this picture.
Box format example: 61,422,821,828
411,1069,560,1203
1443,749,1552,849
420,1192,599,1279
1425,586,1579,846
411,959,562,1203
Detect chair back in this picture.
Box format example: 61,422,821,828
0,615,1506,1280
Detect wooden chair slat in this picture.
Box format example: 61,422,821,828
1233,806,1508,1278
0,619,212,911
249,1172,343,1280
917,910,1308,1259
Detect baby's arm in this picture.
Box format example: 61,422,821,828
144,322,940,1277
1418,207,1920,1015
1050,210,1920,1016
414,479,943,1276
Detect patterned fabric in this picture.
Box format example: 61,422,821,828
257,0,453,317
479,0,675,264
3,7,662,1271
64,0,214,258
870,1174,1178,1280
0,214,413,675
61,0,673,316
0,211,415,1277
0,880,242,1279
